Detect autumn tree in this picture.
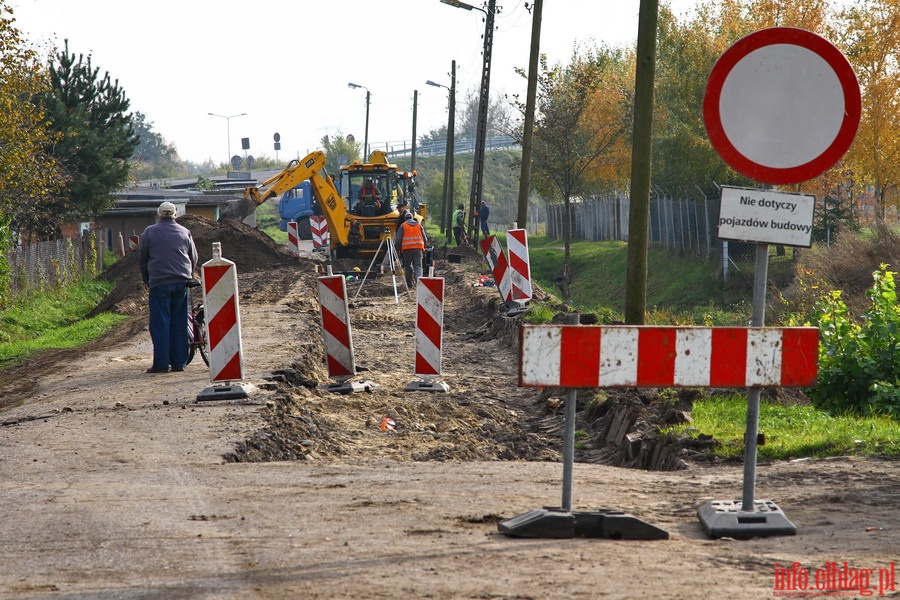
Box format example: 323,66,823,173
0,1,67,299
838,0,900,219
521,46,632,299
37,40,139,220
653,0,837,194
653,4,744,194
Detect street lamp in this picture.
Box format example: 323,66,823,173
207,112,247,167
441,0,497,245
440,0,477,10
427,61,457,240
347,82,370,161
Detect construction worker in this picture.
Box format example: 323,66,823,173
452,203,466,246
478,200,490,237
395,211,427,288
358,178,381,216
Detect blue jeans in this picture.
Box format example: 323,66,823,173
148,283,189,370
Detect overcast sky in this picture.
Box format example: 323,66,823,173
10,0,699,165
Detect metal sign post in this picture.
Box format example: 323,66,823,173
698,27,860,538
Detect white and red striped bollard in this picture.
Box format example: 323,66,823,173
128,234,139,252
506,226,532,301
479,234,528,316
478,235,512,302
201,242,244,382
311,216,329,250
317,274,355,380
519,325,819,388
406,273,449,392
286,220,300,256
316,272,379,393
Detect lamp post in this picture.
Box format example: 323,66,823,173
347,83,370,161
440,0,498,246
427,60,457,240
207,112,247,168
411,90,418,173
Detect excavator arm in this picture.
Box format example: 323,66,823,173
243,151,350,246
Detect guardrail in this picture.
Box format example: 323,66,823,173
367,136,520,158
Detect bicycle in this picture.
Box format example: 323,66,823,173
186,279,209,367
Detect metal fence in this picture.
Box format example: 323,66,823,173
380,135,519,159
5,230,107,299
543,191,721,257
539,190,763,282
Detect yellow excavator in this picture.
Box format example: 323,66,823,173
244,150,425,259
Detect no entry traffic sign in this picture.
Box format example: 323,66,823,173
704,27,861,184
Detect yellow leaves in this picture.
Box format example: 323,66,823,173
0,0,65,215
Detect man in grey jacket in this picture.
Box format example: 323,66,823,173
138,202,199,373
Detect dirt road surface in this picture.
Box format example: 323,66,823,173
1,216,897,599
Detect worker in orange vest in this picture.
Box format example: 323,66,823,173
358,178,381,216
394,211,428,288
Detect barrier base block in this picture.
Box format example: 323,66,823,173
320,379,381,395
498,507,669,540
502,300,530,317
196,382,258,402
697,499,796,539
405,379,450,393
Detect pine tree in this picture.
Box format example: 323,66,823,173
39,40,139,219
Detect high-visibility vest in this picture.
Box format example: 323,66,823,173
400,221,425,251
452,209,464,228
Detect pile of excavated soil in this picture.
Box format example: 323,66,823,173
93,215,300,318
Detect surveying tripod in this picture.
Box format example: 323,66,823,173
352,228,410,303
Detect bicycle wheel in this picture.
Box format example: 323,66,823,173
198,340,209,366
186,323,196,366
195,307,210,367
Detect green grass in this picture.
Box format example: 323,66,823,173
666,394,900,460
256,201,287,244
528,234,754,325
0,277,126,367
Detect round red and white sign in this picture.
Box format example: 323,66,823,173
704,27,861,185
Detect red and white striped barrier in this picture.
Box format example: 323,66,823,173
202,243,244,382
317,274,356,380
407,277,449,392
286,220,300,256
479,235,512,302
128,234,139,252
519,325,819,388
311,216,329,250
316,273,379,393
507,228,532,301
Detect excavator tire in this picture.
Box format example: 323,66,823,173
297,218,312,240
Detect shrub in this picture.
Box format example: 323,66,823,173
811,264,900,418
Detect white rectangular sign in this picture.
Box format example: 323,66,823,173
717,186,815,247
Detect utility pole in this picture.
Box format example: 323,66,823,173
516,0,542,230
468,0,498,246
624,0,659,325
446,62,457,242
